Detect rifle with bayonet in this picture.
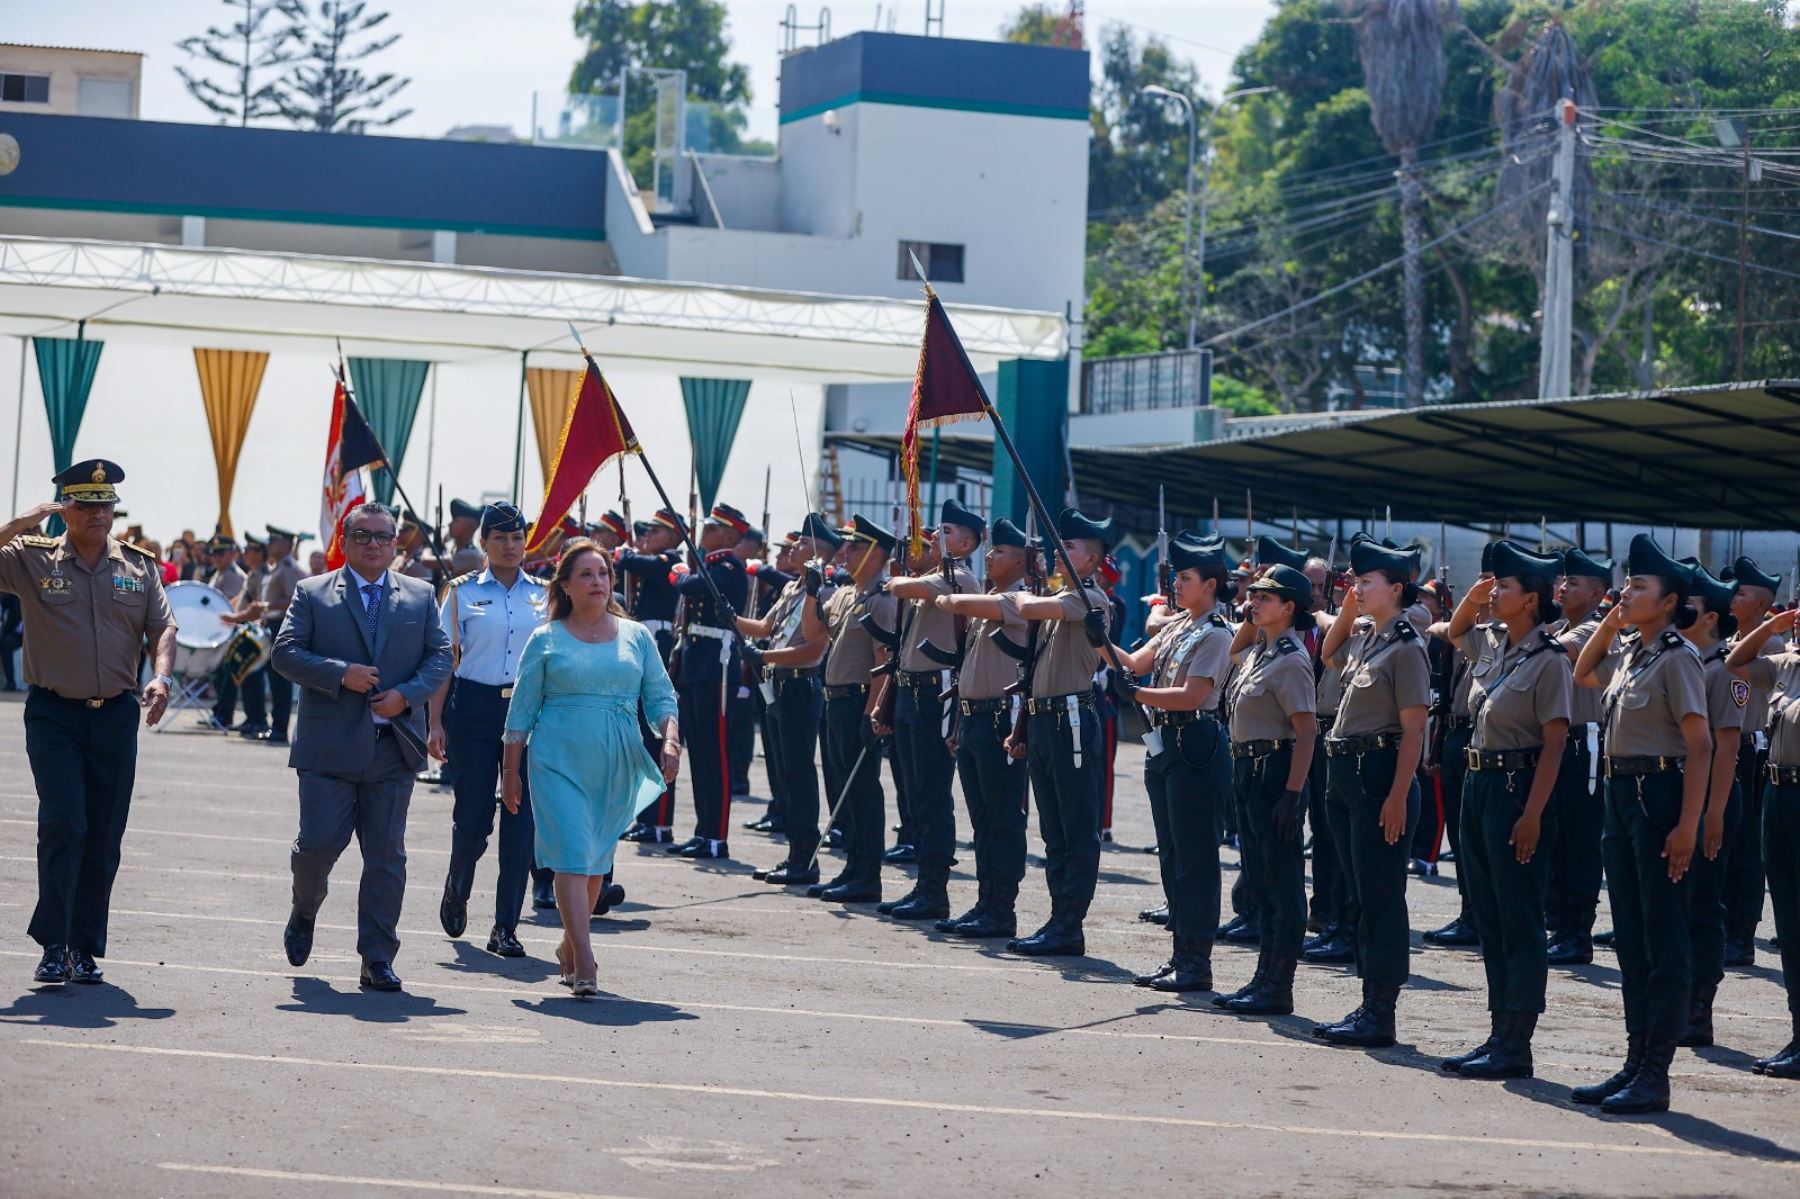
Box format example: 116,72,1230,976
997,510,1046,754
1157,485,1172,612
864,506,912,731
1427,520,1456,773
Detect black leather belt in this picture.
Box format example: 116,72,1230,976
455,679,514,699
1151,709,1216,729
823,683,869,700
959,697,1008,715
1231,738,1291,760
1770,764,1800,786
1445,715,1472,731
1605,754,1684,777
1027,691,1095,716
1467,747,1540,773
1324,733,1401,757
898,669,944,689
31,685,131,711
769,666,820,683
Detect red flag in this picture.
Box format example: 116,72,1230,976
320,377,368,570
527,358,641,555
901,286,991,555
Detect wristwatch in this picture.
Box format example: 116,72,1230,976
151,674,176,691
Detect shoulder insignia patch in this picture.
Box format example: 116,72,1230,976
1394,620,1419,641
448,570,479,588
1660,629,1685,649
118,540,156,559
1275,637,1300,656
20,534,58,548
1209,612,1229,628
1731,679,1749,709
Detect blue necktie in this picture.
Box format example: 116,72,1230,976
363,582,382,645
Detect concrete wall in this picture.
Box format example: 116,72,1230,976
691,153,780,231
0,45,141,118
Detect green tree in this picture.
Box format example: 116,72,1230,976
274,0,411,133
175,0,302,127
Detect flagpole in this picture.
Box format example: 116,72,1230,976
332,361,448,570
511,350,528,506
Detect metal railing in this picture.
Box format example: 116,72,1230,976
1080,348,1212,415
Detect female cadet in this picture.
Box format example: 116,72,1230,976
1727,604,1800,1078
1571,534,1712,1115
1438,543,1569,1079
1214,564,1318,1015
1113,533,1234,992
1679,565,1746,1049
1313,538,1432,1048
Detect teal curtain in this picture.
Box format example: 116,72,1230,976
680,377,752,515
33,327,105,536
347,357,432,506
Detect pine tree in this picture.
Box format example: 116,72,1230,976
274,0,412,134
174,0,303,127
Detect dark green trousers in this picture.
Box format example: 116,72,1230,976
1603,770,1694,1041
954,708,1028,889
1144,717,1226,943
1026,701,1102,918
1234,743,1308,958
1460,769,1552,1013
1763,779,1800,1018
1325,746,1420,989
823,695,885,872
1687,779,1742,992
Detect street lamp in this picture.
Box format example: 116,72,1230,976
1712,117,1751,380
1141,84,1196,348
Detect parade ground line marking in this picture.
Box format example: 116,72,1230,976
29,1039,1789,1166
0,948,1298,1050
157,1162,649,1199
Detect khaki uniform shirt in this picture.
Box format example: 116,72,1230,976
1460,624,1572,752
1316,660,1345,727
1746,647,1800,767
1735,633,1784,736
897,564,979,673
261,556,303,627
205,561,247,603
767,580,825,666
1333,614,1432,735
1146,611,1232,712
1592,630,1708,758
1448,639,1476,720
822,581,897,688
0,535,176,700
1554,613,1607,726
1698,644,1747,736
958,581,1028,701
1014,581,1107,698
1230,628,1316,743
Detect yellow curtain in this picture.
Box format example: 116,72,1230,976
193,349,269,537
526,367,584,492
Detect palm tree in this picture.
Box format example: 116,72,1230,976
1351,0,1453,406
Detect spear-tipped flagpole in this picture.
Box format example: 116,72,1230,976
327,360,447,570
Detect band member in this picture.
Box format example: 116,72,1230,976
618,510,684,844
1438,543,1569,1079
1113,533,1234,992
1727,603,1800,1078
1545,546,1615,965
668,503,750,859
877,498,981,922
0,461,176,984
737,515,841,886
1723,556,1782,965
247,524,305,744
800,515,898,902
996,508,1114,958
1571,535,1711,1114
1216,563,1318,1014
201,533,248,731
1314,537,1431,1047
934,517,1032,938
428,503,548,957
226,534,271,735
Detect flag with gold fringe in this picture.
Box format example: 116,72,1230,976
526,356,642,556
901,284,991,555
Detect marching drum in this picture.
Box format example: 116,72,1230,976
224,621,272,684
166,581,236,676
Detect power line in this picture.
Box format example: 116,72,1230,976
1600,192,1800,242
1589,219,1800,282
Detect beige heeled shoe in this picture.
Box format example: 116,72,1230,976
554,943,574,988
572,977,598,998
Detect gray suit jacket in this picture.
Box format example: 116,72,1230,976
273,567,452,775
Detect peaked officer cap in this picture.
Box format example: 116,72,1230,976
801,512,845,550
1246,563,1313,609
1562,546,1615,583
1730,555,1782,595
1255,534,1309,570
839,513,897,554
54,458,123,503
1170,530,1229,574
449,498,483,522
1350,537,1417,578
1690,562,1738,614
479,501,527,536
1489,540,1562,584
940,496,987,537
1626,533,1692,586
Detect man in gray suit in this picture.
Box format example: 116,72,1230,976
274,502,452,991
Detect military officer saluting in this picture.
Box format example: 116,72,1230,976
669,502,751,859
1723,555,1783,966
0,461,177,985
427,502,548,957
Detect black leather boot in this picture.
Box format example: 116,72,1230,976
1441,1014,1500,1072
1150,938,1214,992
1009,899,1085,957
1571,1032,1645,1105
808,862,854,898
1316,982,1397,1047
1135,933,1180,987
1753,1013,1800,1075
1224,954,1295,1015
1601,1037,1675,1114
1422,913,1479,947
820,858,882,903
937,880,988,933
956,881,1018,939
1301,924,1356,964
1677,983,1716,1048
888,863,951,921
1221,914,1262,944
1546,930,1595,966
1460,1012,1536,1079
1212,944,1269,1008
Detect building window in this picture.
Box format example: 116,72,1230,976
1,73,52,104
898,241,965,284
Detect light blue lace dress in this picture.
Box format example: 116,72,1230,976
502,620,678,875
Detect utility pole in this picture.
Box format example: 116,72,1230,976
1537,98,1576,402
1736,143,1749,381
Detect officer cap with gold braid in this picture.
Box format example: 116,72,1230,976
801,512,845,551
54,458,123,504
837,513,896,554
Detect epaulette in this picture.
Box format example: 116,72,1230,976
446,570,479,589
1208,612,1229,628
1659,629,1685,650
119,540,156,560
705,549,738,566
526,572,550,587
19,534,57,549
1275,636,1301,656
1394,620,1419,642
1537,628,1562,651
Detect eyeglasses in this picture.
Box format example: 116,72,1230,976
348,530,397,546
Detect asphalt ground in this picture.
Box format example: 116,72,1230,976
1,693,1797,1198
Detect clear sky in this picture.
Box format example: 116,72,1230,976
11,0,1277,141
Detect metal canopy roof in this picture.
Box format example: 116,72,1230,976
834,381,1800,531
0,236,1067,381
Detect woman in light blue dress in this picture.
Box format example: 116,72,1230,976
502,539,679,996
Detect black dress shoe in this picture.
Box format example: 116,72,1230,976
1592,928,1616,948
592,881,627,917
284,909,315,967
883,843,917,865
744,815,775,832
680,839,729,860
68,949,104,985
439,883,468,939
1008,920,1085,957
1138,904,1167,924
825,828,844,849
1722,937,1756,967
1546,932,1593,966
1423,915,1479,947
257,729,289,745
1301,930,1356,964
667,836,704,855
532,880,558,909
1222,918,1262,945
237,722,270,740
819,880,882,903
32,945,71,985
486,926,526,957
360,960,403,991
622,824,672,844
765,864,821,886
